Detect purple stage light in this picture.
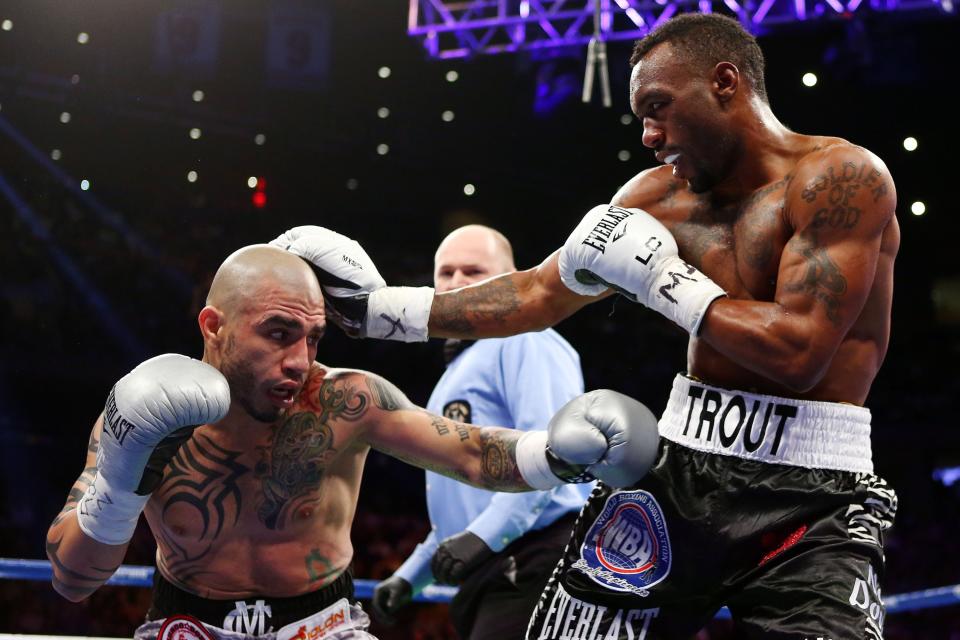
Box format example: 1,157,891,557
408,0,952,59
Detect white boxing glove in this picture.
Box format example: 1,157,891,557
516,390,660,489
270,226,434,342
77,354,230,545
558,205,726,335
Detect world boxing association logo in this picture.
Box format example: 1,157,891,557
572,490,672,597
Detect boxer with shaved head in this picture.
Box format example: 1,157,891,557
46,245,659,640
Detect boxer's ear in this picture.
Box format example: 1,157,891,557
198,305,225,344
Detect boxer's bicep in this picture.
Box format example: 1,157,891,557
46,415,126,601
776,148,895,348
429,251,606,339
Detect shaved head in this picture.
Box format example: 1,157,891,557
207,244,323,315
434,225,515,293
200,244,326,424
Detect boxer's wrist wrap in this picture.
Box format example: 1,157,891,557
76,473,150,546
517,431,596,489
366,286,434,342
516,431,561,489
649,256,726,335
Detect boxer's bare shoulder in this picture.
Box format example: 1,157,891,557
785,139,897,233
611,165,687,222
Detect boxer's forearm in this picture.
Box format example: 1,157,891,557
46,426,128,602
699,298,836,392
429,254,593,339
46,489,128,601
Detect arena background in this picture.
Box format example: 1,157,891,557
0,0,958,637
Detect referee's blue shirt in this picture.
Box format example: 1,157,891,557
394,329,592,592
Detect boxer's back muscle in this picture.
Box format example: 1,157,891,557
614,137,897,402
145,364,369,599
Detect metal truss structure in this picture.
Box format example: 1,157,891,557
408,0,953,59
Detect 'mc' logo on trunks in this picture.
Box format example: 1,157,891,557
683,385,799,457
103,387,136,446
581,206,637,253
574,490,672,596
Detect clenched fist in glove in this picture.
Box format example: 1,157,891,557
270,226,434,342
516,389,660,490
76,354,230,545
559,204,726,335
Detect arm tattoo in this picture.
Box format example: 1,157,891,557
432,415,450,436
785,243,846,325
431,277,521,335
52,428,101,527
51,464,97,527
367,375,414,411
154,434,249,583
430,414,472,441
479,430,524,490
45,535,117,598
785,159,883,325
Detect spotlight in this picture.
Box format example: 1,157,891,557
51,149,62,161
189,128,202,140
254,133,266,146
620,114,633,125
70,74,80,85
463,183,476,196
192,90,205,103
903,137,918,152
441,110,455,122
1,19,12,31
377,107,390,119
802,72,817,87
346,178,359,191
618,150,631,162
376,143,389,155
446,70,459,82
247,176,258,189
60,112,71,124
911,201,925,216
80,179,90,191
378,66,391,79
187,171,198,183
77,32,89,44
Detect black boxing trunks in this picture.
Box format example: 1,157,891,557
525,374,897,640
134,569,373,639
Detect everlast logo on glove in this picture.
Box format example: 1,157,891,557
103,387,136,445
580,206,637,253
682,385,798,457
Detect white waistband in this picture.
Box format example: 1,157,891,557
658,375,873,474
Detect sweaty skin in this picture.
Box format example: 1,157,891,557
47,246,530,601
429,42,898,405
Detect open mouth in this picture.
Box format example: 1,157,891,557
267,385,299,407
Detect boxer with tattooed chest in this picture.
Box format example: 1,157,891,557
276,14,901,639
45,245,658,639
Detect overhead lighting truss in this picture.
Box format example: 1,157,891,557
408,0,952,59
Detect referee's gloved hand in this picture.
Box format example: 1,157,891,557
370,575,412,625
431,531,494,585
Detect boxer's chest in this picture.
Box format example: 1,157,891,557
662,176,793,301
149,412,359,544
